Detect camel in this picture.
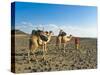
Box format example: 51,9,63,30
56,34,72,53
29,30,53,61
41,31,53,53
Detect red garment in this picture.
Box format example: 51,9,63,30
75,37,80,44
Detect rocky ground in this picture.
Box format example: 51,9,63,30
12,35,97,73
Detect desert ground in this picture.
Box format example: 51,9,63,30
11,33,97,73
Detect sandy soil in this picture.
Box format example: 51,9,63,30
12,35,97,73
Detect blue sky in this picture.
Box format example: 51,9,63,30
13,2,97,37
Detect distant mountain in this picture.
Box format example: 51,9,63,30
11,29,29,35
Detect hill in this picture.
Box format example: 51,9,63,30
11,29,29,35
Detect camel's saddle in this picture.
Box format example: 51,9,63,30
59,31,66,36
31,30,48,41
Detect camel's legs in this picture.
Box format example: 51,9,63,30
58,42,61,50
63,43,66,53
28,47,32,63
28,49,38,70
44,44,47,53
28,44,33,63
42,44,44,58
42,44,46,60
43,44,44,52
28,44,39,62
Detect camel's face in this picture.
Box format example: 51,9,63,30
44,31,49,35
69,34,72,37
49,31,54,36
45,31,53,36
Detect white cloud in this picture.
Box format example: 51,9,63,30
15,22,97,37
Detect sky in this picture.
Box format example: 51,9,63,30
12,2,97,37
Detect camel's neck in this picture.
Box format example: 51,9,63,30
66,36,72,41
47,33,52,42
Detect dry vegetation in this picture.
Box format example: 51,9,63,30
12,34,97,73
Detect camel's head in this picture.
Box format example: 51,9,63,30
69,34,73,38
43,31,53,36
49,31,54,36
45,31,49,35
69,34,72,37
67,34,72,38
